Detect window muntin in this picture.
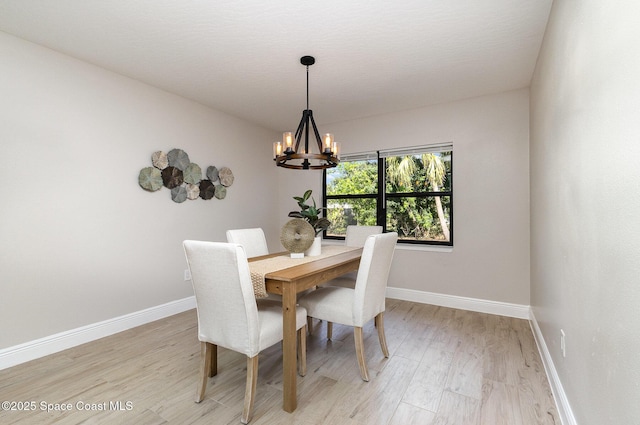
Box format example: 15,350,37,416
323,145,452,246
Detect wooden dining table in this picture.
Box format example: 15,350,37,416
248,246,363,413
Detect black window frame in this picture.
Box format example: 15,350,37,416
323,146,453,246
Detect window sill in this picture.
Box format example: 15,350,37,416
322,239,453,253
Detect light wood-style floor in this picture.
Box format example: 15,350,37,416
0,299,559,424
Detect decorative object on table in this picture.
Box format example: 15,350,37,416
138,148,233,203
288,189,331,256
280,218,315,258
273,55,341,170
138,167,163,191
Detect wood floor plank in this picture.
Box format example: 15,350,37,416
480,379,524,425
0,301,559,425
445,340,485,400
401,345,454,412
432,390,480,425
388,402,436,425
325,355,419,425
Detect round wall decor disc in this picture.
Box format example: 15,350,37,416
171,185,187,203
219,167,234,187
161,166,184,189
167,148,190,170
139,167,163,191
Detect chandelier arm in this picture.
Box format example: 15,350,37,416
304,111,311,156
293,111,307,153
308,112,324,153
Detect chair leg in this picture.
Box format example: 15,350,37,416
196,342,216,402
298,325,307,376
208,343,218,377
327,322,333,340
241,356,259,424
307,316,313,335
354,327,369,382
375,313,389,358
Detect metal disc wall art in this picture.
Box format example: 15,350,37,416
151,151,168,169
214,185,227,199
186,184,200,200
138,149,234,203
199,180,215,200
206,166,219,182
171,185,188,203
161,166,183,189
183,163,202,184
138,167,163,191
219,167,234,187
167,149,190,170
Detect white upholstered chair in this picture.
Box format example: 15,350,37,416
225,228,269,258
328,225,383,288
298,232,398,381
345,225,384,247
313,225,383,335
183,240,307,424
226,228,282,303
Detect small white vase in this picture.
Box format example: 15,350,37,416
305,236,322,257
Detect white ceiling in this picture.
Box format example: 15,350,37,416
0,0,552,132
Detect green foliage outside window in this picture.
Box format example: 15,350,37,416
324,150,452,245
326,160,378,236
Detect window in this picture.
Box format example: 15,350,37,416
323,144,452,246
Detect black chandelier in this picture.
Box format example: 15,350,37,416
273,56,340,170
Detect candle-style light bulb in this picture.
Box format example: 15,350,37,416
283,132,294,152
273,141,282,159
323,133,334,152
332,142,340,159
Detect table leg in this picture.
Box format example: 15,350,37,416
282,283,297,412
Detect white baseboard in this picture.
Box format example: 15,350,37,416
386,286,531,319
529,310,577,425
0,296,196,371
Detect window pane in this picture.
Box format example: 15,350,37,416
323,146,453,246
326,198,377,237
386,196,451,242
385,151,451,193
326,160,378,196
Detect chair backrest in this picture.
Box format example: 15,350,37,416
183,240,261,357
352,232,398,326
345,225,383,247
226,228,269,258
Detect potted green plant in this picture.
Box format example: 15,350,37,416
288,189,330,255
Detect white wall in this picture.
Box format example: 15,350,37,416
279,89,531,306
0,32,279,349
530,0,640,423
